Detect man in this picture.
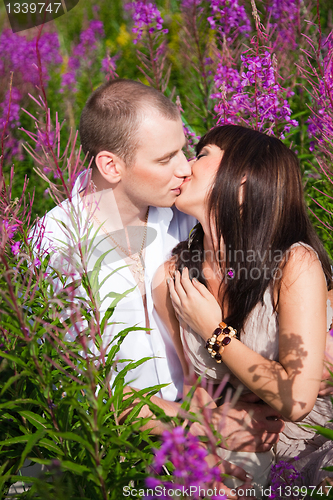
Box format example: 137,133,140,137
40,79,284,490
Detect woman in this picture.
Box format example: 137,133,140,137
152,125,333,496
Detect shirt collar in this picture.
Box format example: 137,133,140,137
72,170,91,196
148,206,174,230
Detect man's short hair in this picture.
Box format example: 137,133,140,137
79,79,181,168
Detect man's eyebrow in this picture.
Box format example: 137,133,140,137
155,150,178,162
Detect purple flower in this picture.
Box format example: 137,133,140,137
307,37,333,149
89,20,104,37
3,220,19,239
60,20,104,93
11,241,20,256
35,128,55,153
268,0,299,22
146,427,222,499
0,29,62,161
60,71,77,93
145,477,161,489
212,49,298,137
101,55,118,79
265,0,301,50
269,460,302,499
0,87,22,131
182,0,203,7
34,257,41,267
0,29,61,86
125,1,167,43
208,0,251,41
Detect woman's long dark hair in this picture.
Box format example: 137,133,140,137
172,125,332,334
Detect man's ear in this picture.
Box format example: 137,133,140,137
95,150,126,184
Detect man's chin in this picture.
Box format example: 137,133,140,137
149,200,175,209
152,194,180,209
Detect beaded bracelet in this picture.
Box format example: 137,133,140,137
205,322,237,363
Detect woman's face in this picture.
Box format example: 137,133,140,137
175,144,223,221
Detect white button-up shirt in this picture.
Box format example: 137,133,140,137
40,173,196,401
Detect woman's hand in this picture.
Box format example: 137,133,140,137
167,267,222,340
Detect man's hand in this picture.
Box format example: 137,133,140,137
213,394,284,452
190,393,284,453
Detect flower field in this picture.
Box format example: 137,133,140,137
0,0,333,499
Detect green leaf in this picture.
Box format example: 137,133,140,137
0,460,11,489
52,431,95,455
17,428,47,470
86,223,108,256
100,304,116,333
0,370,31,397
18,411,50,430
104,286,137,309
56,460,90,474
111,356,154,390
0,351,28,368
303,424,333,440
98,265,129,290
0,435,30,446
90,246,113,284
39,438,64,455
105,326,147,363
0,398,44,411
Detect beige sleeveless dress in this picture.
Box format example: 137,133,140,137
180,244,333,496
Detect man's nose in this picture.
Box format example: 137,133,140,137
175,151,192,177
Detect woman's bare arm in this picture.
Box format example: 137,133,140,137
168,245,327,421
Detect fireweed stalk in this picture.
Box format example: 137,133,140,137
145,427,226,500
125,0,170,92
0,200,168,498
178,0,251,131
297,15,333,257
60,20,105,94
0,28,62,163
211,0,298,137
269,460,302,500
179,0,215,131
0,25,177,500
144,374,244,500
208,0,251,43
1,21,235,500
1,2,333,497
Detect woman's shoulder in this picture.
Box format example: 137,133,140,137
152,259,175,300
279,241,327,298
289,241,319,257
284,242,322,276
